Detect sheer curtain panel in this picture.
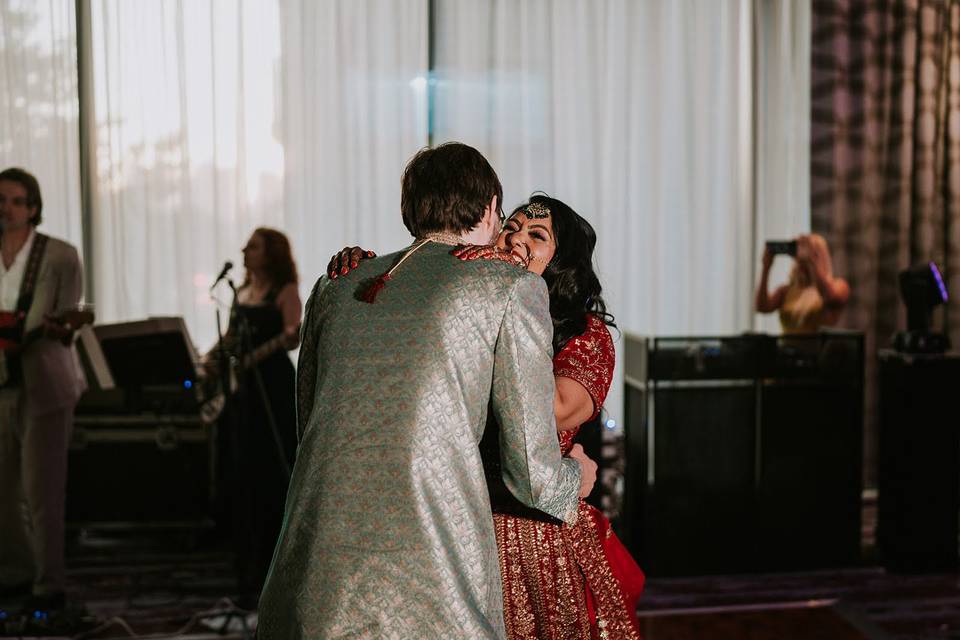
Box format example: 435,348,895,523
432,0,757,425
0,0,82,249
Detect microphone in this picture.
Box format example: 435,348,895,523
210,261,233,290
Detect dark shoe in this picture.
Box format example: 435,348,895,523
0,581,31,598
21,591,66,615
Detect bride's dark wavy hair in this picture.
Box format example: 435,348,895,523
509,194,616,354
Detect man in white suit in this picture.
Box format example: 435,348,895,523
0,167,85,611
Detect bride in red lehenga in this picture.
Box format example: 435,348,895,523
456,196,645,640
327,194,645,639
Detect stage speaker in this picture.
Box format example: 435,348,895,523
877,350,960,572
623,333,864,577
756,381,863,569
67,417,213,526
631,383,759,576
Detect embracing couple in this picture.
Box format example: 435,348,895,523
258,143,643,639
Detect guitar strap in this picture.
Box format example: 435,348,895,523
0,232,49,387
16,232,50,318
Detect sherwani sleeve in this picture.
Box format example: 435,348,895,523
296,278,325,443
491,274,581,525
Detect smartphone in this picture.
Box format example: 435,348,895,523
766,240,797,257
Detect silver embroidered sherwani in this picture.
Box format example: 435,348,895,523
258,242,582,639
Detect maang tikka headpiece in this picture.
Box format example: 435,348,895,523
523,202,551,219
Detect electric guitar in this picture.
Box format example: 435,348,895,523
198,331,291,424
0,309,95,385
0,309,95,351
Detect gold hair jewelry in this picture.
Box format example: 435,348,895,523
523,202,551,219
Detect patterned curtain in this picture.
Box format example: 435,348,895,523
811,0,960,486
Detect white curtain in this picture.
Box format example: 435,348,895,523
1,0,809,420
89,0,427,351
753,0,812,333
433,0,759,426
91,0,285,350
279,0,428,285
0,0,83,249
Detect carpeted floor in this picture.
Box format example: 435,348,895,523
637,569,960,639
1,529,252,639
634,496,960,639
1,527,957,639
638,601,873,640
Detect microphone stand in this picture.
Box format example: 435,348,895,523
210,289,236,544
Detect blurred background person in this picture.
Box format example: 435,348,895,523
0,167,85,613
215,227,301,606
755,233,850,334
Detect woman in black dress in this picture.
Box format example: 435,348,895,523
223,227,301,604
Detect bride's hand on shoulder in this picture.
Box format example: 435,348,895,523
451,244,529,268
327,247,376,279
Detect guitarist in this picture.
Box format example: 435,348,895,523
0,168,85,613
218,227,301,606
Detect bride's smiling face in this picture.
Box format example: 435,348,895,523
495,211,557,276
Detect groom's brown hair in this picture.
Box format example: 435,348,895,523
401,142,503,237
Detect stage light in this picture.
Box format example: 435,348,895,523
183,379,193,389
894,261,950,353
605,418,617,430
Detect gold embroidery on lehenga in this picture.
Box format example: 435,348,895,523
493,314,641,639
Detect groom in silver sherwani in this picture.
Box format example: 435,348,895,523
258,143,593,639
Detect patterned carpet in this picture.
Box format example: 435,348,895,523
637,569,960,640
0,529,957,639
1,530,252,639
639,602,872,640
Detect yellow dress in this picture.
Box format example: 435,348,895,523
779,284,825,334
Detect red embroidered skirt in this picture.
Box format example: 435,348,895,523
494,501,645,639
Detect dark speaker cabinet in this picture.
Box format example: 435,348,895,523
755,382,863,569
877,350,960,572
67,415,213,526
622,334,864,576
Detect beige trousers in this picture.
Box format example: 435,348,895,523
0,389,73,595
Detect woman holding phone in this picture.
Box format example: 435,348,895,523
755,234,850,333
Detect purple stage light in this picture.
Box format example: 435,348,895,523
930,261,948,303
